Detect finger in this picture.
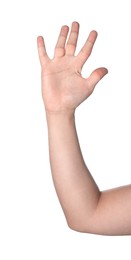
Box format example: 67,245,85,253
86,67,108,95
77,30,97,69
54,25,69,57
37,36,50,66
66,21,79,56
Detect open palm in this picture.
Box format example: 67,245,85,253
37,22,108,114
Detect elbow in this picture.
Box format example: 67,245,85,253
67,222,91,234
68,224,85,233
67,221,82,232
67,219,101,235
66,212,101,234
66,218,92,234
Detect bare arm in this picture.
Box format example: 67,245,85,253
37,21,131,235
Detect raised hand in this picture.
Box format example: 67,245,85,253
37,21,108,114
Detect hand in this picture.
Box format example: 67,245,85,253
37,21,108,115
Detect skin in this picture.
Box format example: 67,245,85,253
37,21,131,235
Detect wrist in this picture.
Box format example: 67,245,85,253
45,110,76,128
45,109,75,120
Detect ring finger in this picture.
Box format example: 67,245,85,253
54,25,69,58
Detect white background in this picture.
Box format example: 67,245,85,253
0,0,131,259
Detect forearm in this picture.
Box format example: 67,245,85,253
46,111,100,231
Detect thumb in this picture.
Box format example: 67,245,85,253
86,67,108,94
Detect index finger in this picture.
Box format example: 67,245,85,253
77,30,98,69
